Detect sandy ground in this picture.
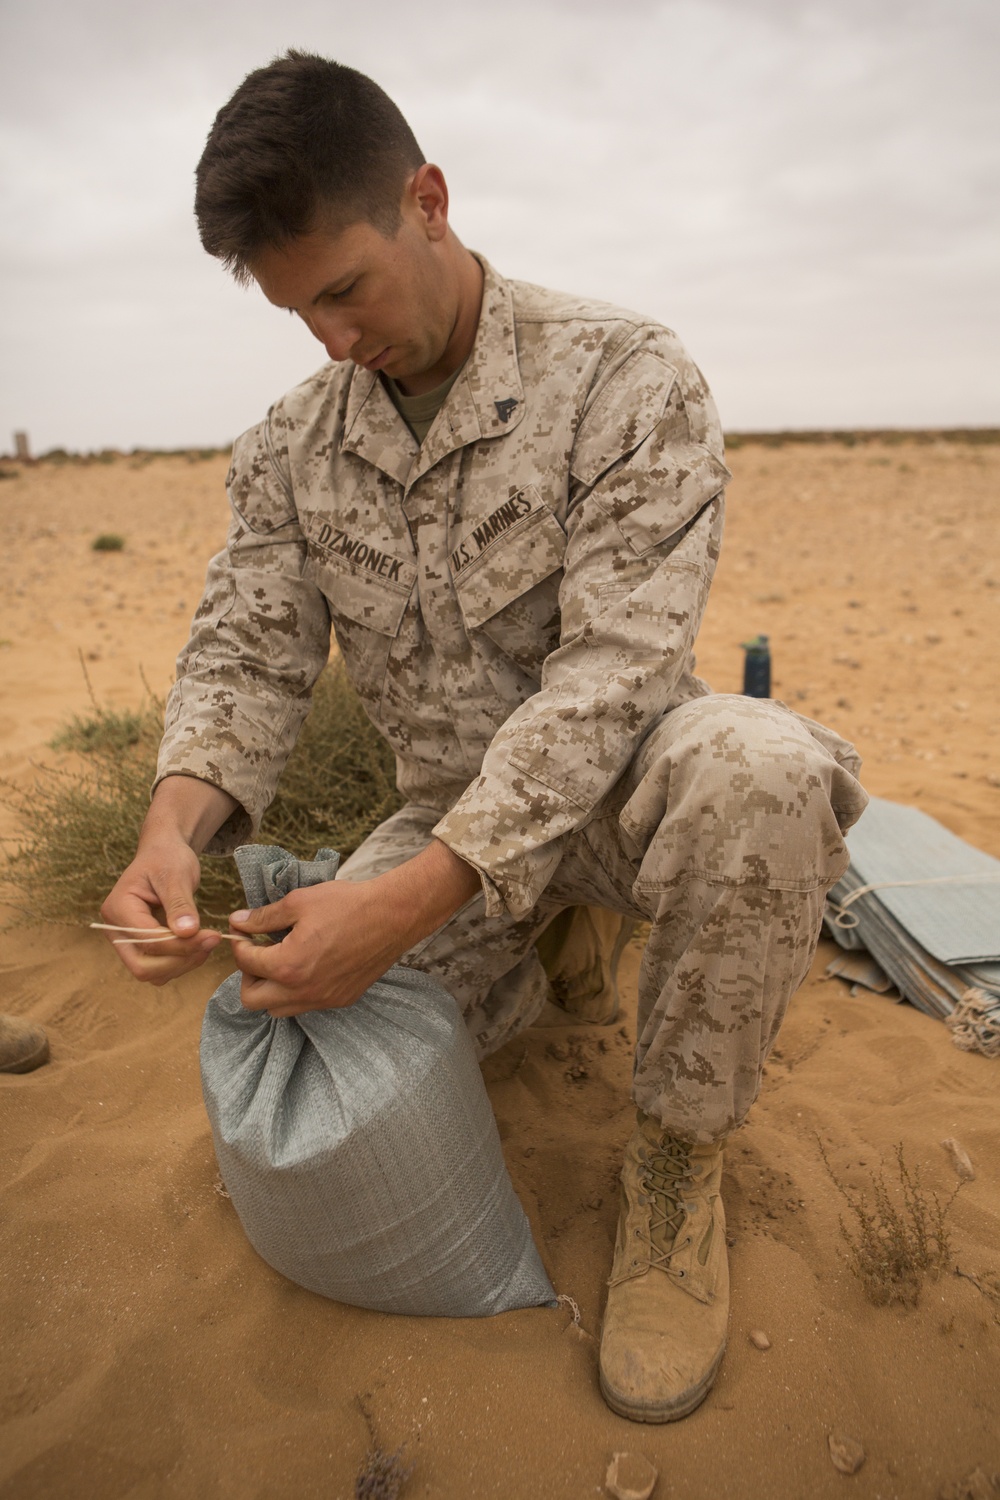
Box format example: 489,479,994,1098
1,439,998,1500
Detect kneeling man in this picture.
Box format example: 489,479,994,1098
102,52,867,1422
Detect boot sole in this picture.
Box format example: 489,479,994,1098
599,1338,726,1424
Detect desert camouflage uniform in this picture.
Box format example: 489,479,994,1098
158,258,867,1142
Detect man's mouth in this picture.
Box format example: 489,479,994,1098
360,348,391,372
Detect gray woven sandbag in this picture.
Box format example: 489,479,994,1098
200,844,555,1318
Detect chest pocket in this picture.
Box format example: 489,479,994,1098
303,547,415,716
451,494,566,680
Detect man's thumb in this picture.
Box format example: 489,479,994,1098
162,889,200,936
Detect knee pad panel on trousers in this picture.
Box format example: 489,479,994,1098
620,695,868,895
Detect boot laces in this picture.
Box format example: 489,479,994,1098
637,1138,696,1278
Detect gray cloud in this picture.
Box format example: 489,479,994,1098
1,0,997,450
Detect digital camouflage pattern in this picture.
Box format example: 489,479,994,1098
336,695,866,1141
158,256,868,1138
159,258,729,916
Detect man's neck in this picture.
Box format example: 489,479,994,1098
395,238,484,397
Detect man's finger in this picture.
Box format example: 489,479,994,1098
230,935,290,982
228,898,293,935
116,941,218,984
106,874,200,939
239,972,295,1012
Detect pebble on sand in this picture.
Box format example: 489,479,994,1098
828,1433,866,1475
941,1137,976,1182
748,1329,771,1350
605,1450,659,1500
938,1466,1000,1500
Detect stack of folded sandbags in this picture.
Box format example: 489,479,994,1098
824,796,1000,1058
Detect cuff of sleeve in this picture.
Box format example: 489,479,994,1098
431,775,577,920
201,805,254,856
427,828,510,919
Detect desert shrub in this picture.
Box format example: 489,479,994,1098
50,705,149,756
91,533,126,552
724,428,1000,449
259,654,402,863
820,1140,957,1306
1,658,403,923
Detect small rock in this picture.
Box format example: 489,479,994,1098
748,1329,771,1350
828,1433,866,1475
939,1467,1000,1500
941,1137,975,1182
606,1451,658,1500
564,1321,595,1346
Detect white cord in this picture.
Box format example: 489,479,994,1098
829,874,1000,929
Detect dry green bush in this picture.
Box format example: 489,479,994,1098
820,1140,957,1306
1,658,402,923
50,703,149,757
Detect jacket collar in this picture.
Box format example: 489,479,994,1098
340,256,524,492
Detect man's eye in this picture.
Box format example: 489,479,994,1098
325,282,356,301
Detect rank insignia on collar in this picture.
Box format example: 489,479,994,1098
494,398,519,423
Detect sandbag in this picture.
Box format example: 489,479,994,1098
200,844,555,1317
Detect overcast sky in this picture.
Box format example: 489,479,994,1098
1,0,997,452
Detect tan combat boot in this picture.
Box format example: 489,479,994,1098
0,1016,49,1074
535,906,635,1025
599,1111,729,1422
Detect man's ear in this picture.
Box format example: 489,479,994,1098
406,163,449,242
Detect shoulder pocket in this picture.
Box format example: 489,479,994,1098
452,490,566,632
228,416,298,536
588,373,731,557
612,446,729,557
570,351,676,488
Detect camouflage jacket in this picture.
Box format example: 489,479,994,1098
158,258,730,918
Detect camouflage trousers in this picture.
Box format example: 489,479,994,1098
338,695,868,1143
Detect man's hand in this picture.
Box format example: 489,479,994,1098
100,776,239,985
229,839,481,1017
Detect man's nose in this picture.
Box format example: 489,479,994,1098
306,309,362,363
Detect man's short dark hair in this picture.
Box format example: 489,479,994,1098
195,52,425,283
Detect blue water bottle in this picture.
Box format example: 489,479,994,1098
741,634,771,698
